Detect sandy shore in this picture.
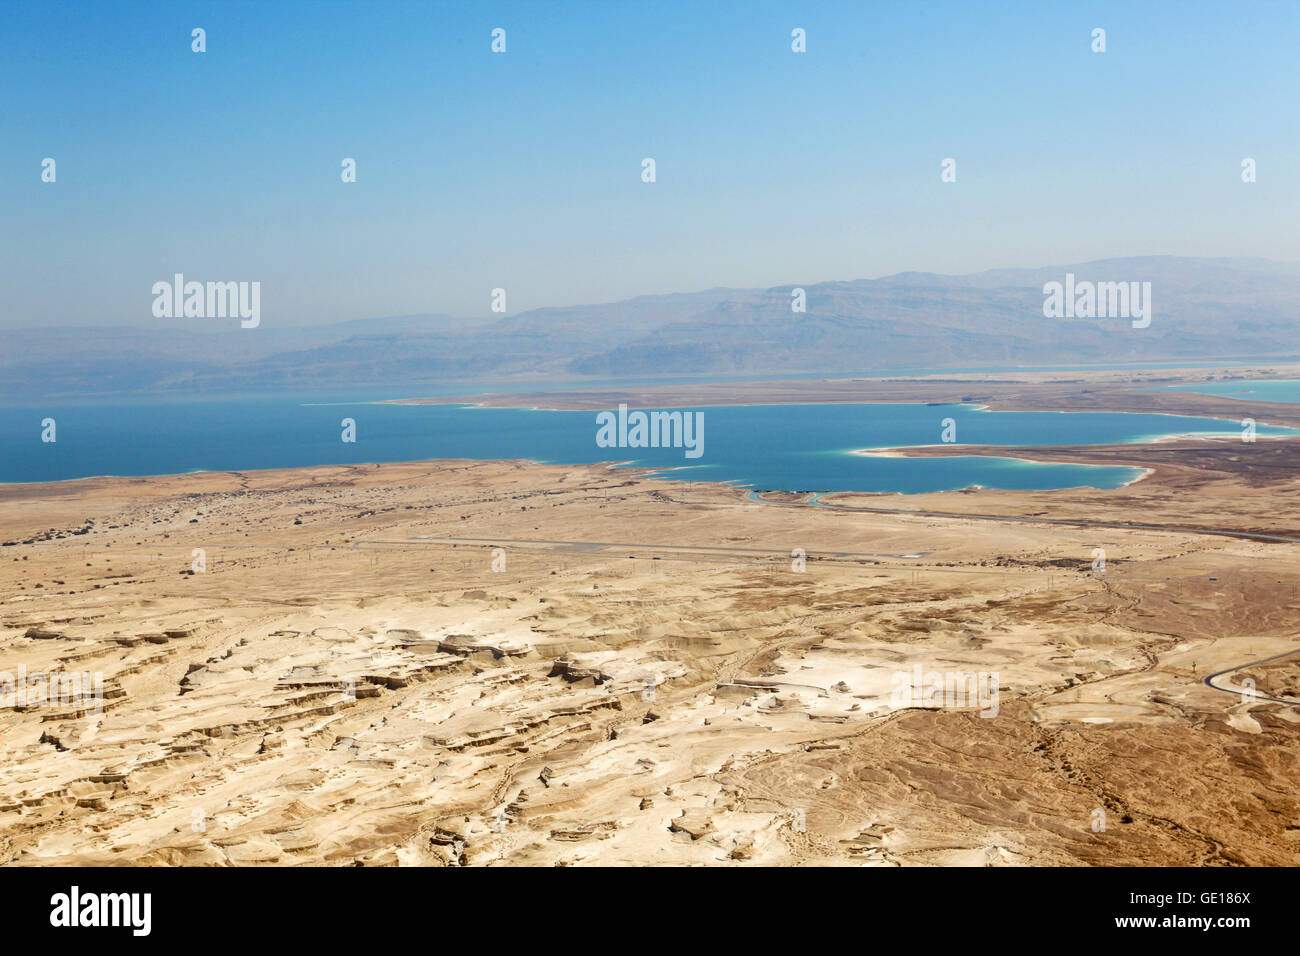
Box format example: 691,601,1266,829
2,415,1299,864
387,364,1300,429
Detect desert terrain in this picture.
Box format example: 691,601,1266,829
2,374,1300,866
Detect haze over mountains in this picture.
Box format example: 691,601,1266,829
7,257,1299,400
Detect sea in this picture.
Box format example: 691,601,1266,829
3,392,1294,493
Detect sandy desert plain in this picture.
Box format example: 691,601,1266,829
2,366,1300,866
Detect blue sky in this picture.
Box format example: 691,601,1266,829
2,0,1297,327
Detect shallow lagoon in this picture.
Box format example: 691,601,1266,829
1150,380,1300,405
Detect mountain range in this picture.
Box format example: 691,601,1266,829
5,257,1298,399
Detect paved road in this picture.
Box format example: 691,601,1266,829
391,534,929,560
1202,648,1300,706
747,491,1300,544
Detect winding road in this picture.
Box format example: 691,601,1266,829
746,491,1300,545
1202,649,1300,706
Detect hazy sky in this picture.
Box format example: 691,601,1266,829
2,0,1297,328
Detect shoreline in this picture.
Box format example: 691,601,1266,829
2,430,1253,500
6,404,1297,500
377,366,1300,435
0,451,1156,498
848,447,1158,489
6,365,1300,499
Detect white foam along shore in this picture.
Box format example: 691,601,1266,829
848,446,1156,488
855,426,1294,457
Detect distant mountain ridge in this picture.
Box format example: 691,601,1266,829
4,257,1298,399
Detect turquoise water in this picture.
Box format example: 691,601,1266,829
1152,380,1300,404
3,399,1293,493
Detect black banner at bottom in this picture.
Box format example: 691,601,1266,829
0,864,1283,943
